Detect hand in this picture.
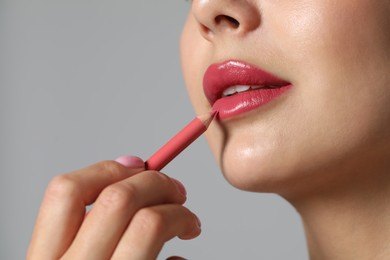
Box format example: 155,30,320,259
27,156,201,259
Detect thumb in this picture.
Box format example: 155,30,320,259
115,155,145,170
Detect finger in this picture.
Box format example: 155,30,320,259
111,204,201,260
27,158,144,260
62,171,187,259
83,155,145,218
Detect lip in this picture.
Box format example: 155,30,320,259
203,60,292,119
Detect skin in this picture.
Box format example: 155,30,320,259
28,0,390,259
27,157,200,259
181,0,390,259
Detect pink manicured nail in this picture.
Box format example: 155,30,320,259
115,155,145,169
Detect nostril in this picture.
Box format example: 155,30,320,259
215,15,240,29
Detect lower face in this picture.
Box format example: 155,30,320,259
180,1,390,197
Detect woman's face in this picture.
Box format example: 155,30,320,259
180,0,390,196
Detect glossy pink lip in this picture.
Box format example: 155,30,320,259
203,60,292,119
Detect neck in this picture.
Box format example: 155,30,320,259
284,159,390,259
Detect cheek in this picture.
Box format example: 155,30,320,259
221,1,390,191
275,0,390,148
294,0,390,137
272,1,390,79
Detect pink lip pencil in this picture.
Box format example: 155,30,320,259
145,111,217,171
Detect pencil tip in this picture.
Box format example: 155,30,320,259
210,110,218,117
198,110,218,127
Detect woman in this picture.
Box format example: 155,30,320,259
28,0,390,259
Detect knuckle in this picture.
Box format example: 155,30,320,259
146,172,186,202
149,171,179,192
132,208,167,236
45,175,80,201
155,171,172,184
96,160,124,177
98,183,137,212
146,171,169,183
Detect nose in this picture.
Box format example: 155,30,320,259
191,0,261,40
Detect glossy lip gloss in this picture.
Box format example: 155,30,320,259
145,111,217,171
203,60,292,119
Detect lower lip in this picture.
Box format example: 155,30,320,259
212,85,292,119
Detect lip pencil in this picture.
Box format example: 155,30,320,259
145,111,217,171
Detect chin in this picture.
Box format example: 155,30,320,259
217,142,293,193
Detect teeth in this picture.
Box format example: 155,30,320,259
222,85,251,97
235,85,250,93
222,85,276,97
222,86,237,96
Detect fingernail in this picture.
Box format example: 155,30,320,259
115,155,145,169
172,178,187,196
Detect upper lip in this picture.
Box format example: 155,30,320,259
203,60,291,105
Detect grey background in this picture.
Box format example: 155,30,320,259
0,1,308,259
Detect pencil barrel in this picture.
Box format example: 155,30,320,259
145,117,207,171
